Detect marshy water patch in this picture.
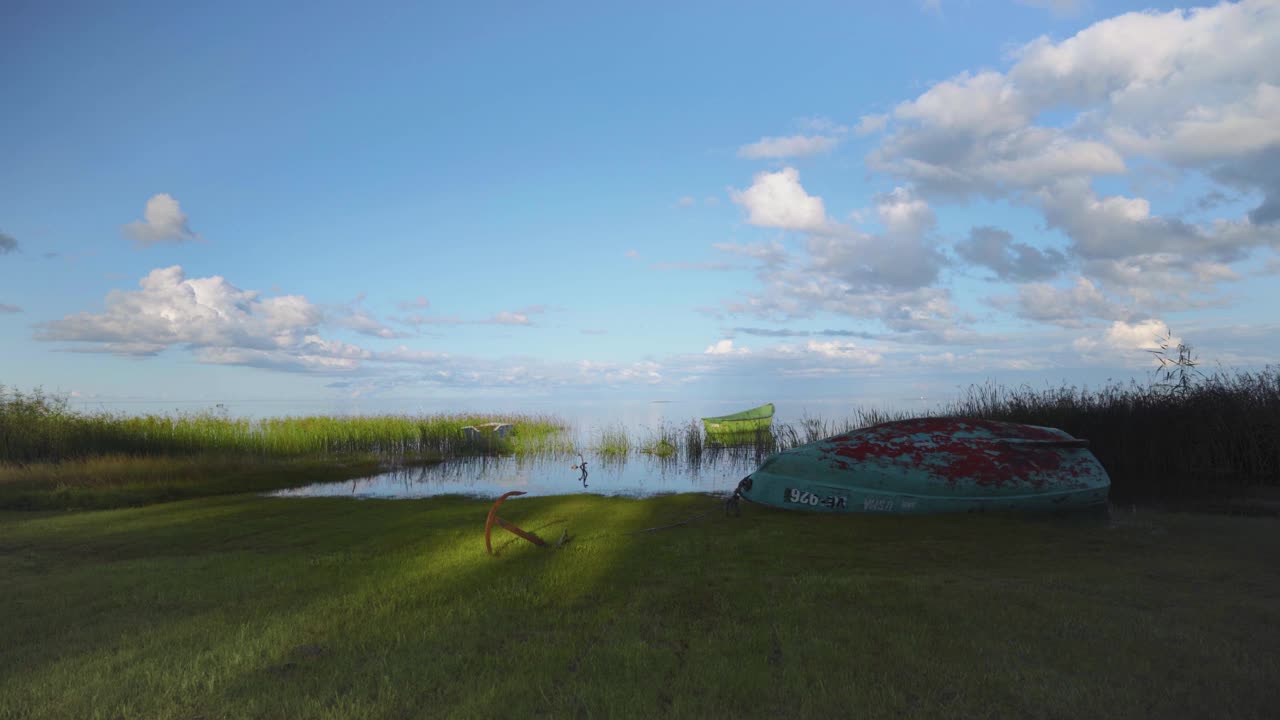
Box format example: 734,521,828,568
270,450,766,500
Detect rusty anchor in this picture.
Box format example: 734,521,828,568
484,491,548,555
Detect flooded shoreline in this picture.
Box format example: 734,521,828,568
269,449,767,500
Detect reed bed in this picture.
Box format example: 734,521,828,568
0,385,569,463
589,366,1280,501
937,368,1280,500
596,424,632,457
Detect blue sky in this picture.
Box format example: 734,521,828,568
2,0,1278,417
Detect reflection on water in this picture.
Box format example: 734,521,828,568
271,448,774,500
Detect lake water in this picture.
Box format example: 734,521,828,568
270,447,772,500
268,398,902,501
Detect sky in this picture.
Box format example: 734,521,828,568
2,0,1279,418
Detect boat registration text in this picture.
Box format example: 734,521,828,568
784,488,848,509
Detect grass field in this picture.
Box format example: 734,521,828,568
0,454,387,511
2,493,1278,719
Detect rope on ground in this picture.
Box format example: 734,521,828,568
631,510,715,534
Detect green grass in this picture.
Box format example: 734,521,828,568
1,494,1277,719
597,424,631,457
0,454,387,511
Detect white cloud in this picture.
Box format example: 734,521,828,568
917,351,958,366
675,195,697,208
38,266,322,353
490,311,532,326
331,309,406,339
1103,319,1178,351
195,347,365,373
0,303,23,314
730,167,830,232
714,180,962,342
799,340,882,365
859,0,1280,334
704,339,749,355
576,359,663,385
1009,276,1127,328
1036,179,1280,297
737,134,840,159
123,194,200,246
31,267,679,389
854,114,888,136
371,346,450,364
876,186,934,236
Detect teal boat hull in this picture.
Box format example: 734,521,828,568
737,417,1110,514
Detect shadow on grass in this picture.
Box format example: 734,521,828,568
2,492,1279,719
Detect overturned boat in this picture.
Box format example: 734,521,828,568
735,417,1110,514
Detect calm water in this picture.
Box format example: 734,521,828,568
271,449,769,500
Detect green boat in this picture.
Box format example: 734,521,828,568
733,417,1110,514
701,403,775,434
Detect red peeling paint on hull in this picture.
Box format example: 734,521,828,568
812,418,1096,489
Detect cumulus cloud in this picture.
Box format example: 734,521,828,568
859,0,1280,331
738,134,841,159
675,195,697,208
805,187,948,292
1009,276,1127,328
729,167,830,232
873,0,1280,212
37,266,326,358
123,194,200,246
714,178,966,342
854,114,888,136
0,303,21,314
0,232,17,255
29,267,683,390
1103,319,1175,351
957,226,1066,282
704,339,749,355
